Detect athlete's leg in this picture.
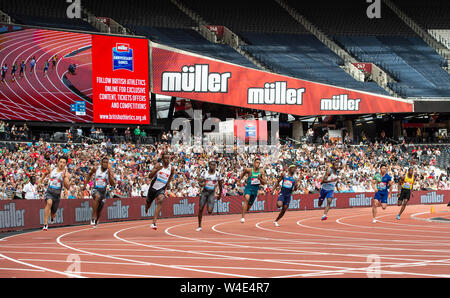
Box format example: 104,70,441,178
372,197,380,220
323,197,333,217
197,193,207,229
152,194,165,226
241,194,251,220
398,199,409,217
44,198,53,226
91,192,101,222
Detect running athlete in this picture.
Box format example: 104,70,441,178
19,61,25,79
318,161,340,221
196,160,223,231
10,63,17,82
43,61,49,76
82,157,116,228
396,167,415,220
39,156,71,231
29,57,36,74
145,152,175,230
239,158,266,223
371,164,393,223
273,164,298,227
52,55,57,69
1,64,7,83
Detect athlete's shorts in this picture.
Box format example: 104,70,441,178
374,191,388,204
277,192,292,206
147,187,165,204
244,186,259,206
319,188,334,202
398,188,411,201
92,188,107,200
44,190,61,214
199,190,216,209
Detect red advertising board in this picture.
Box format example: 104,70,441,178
1,190,447,233
91,35,150,124
0,24,149,124
151,43,414,116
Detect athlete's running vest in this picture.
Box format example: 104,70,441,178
150,164,172,190
48,168,64,193
321,169,338,191
202,170,222,192
281,175,296,195
94,167,109,189
246,169,261,188
402,174,414,190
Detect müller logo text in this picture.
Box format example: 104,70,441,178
161,64,231,93
320,94,361,111
247,81,305,105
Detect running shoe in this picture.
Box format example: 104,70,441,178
396,215,400,220
321,215,327,221
372,218,377,223
196,227,202,232
240,218,245,223
90,219,95,226
50,218,55,224
151,223,157,230
274,221,280,227
42,225,48,231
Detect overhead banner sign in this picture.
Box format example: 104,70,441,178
151,42,414,116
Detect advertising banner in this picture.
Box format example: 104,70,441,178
0,24,150,124
151,43,414,116
1,190,447,233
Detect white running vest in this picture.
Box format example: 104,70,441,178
151,164,172,190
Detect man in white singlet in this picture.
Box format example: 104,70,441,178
38,156,70,231
83,157,116,228
145,152,175,230
196,160,223,231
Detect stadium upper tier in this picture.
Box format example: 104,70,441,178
0,0,98,32
390,0,450,30
335,36,450,98
1,0,449,99
240,32,391,95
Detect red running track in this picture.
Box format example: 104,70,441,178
0,28,93,122
0,204,449,278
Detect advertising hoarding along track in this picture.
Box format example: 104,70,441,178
151,42,414,116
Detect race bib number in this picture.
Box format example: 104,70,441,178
49,178,61,189
205,180,216,190
377,182,386,190
95,178,107,188
251,178,260,185
282,180,293,189
403,182,411,189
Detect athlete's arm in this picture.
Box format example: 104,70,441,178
322,168,332,183
108,164,116,187
38,165,51,187
275,173,284,190
83,167,95,190
148,163,162,180
217,178,223,199
239,168,249,183
63,171,71,190
259,170,267,185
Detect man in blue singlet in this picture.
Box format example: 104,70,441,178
371,163,393,223
273,164,298,227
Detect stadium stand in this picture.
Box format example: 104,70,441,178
283,0,450,98
0,0,98,32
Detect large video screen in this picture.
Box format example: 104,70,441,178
0,24,150,124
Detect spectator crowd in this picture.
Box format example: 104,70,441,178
0,133,449,201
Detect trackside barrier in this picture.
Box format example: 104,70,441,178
0,190,448,233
